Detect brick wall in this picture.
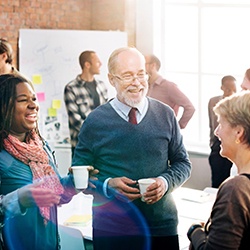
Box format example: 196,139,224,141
0,0,135,68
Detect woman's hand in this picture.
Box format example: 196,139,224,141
18,181,61,208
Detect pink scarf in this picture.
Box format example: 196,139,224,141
3,132,64,222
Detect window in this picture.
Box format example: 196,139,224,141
151,0,250,151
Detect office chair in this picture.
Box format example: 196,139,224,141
58,225,85,250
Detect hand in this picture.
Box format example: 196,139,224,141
86,166,99,189
18,181,61,208
87,166,99,180
108,177,141,201
187,223,203,241
142,177,166,204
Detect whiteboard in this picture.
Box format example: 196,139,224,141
19,29,127,145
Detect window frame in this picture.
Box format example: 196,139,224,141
136,0,250,153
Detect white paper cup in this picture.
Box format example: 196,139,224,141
71,166,89,189
138,178,156,202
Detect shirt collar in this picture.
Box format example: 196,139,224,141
112,97,147,117
76,75,95,85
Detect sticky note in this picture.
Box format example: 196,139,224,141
48,108,57,117
52,99,61,109
32,74,42,84
36,92,45,102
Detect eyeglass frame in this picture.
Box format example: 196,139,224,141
111,72,149,83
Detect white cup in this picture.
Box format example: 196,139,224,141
71,166,89,189
138,178,156,202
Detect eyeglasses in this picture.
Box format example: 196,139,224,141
112,73,149,83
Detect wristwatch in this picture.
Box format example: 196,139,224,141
187,223,202,240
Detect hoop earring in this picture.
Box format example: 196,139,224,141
235,139,240,144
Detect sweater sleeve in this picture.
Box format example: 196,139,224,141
161,111,192,192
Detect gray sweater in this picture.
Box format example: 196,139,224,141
73,98,191,237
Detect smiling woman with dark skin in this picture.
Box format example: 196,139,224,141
0,74,98,250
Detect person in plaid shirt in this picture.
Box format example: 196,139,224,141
64,50,108,158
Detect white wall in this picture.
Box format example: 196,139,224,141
183,152,211,190
135,0,154,54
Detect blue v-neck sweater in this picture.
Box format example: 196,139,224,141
73,98,191,237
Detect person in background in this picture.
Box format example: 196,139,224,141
230,68,250,177
0,38,33,88
240,68,250,90
64,50,108,158
145,54,195,129
187,90,250,249
0,38,15,75
208,75,237,188
0,74,98,250
73,47,192,250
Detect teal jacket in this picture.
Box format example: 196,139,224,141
0,141,76,250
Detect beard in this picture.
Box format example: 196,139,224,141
124,97,141,107
120,87,148,107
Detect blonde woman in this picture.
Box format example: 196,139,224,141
188,90,250,249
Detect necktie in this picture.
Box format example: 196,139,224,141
128,108,137,124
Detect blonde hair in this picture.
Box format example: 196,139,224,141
214,90,250,144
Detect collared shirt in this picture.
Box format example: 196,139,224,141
147,75,195,129
109,97,148,123
64,75,108,148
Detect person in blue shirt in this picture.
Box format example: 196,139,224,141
72,47,192,250
0,74,97,250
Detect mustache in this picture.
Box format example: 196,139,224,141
127,87,144,91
